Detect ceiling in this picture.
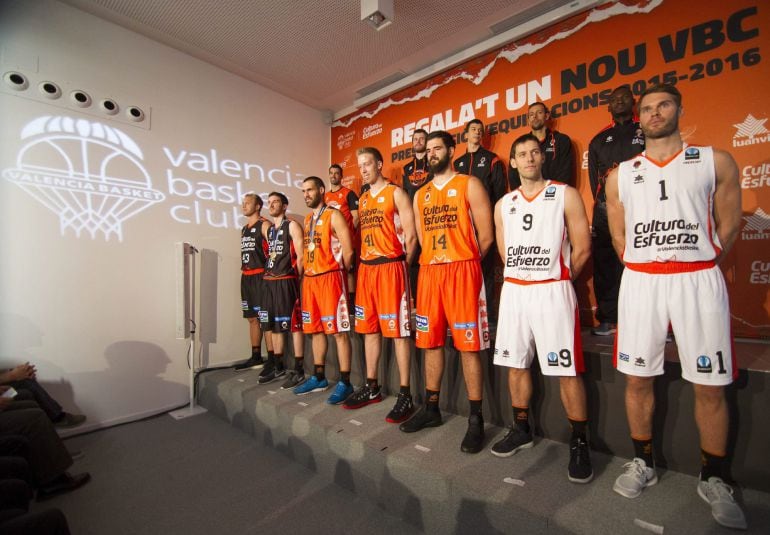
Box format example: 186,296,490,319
61,0,584,118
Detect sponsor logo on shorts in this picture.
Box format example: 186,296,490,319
326,321,334,330
684,147,700,161
619,352,630,362
302,311,311,323
464,329,474,340
379,313,396,320
544,186,556,199
453,322,477,329
258,310,268,322
321,315,335,321
341,321,349,329
281,321,288,329
483,331,489,342
634,357,646,367
494,348,499,355
697,355,713,373
241,300,248,311
354,305,365,320
502,349,510,358
403,321,410,332
388,319,396,330
547,352,559,366
415,314,429,332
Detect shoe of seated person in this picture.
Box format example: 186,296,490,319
54,413,86,428
37,472,91,501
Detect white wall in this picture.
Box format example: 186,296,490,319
0,0,329,431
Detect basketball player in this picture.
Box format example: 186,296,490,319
295,177,356,405
235,193,273,371
491,134,593,484
326,164,359,297
343,147,417,423
399,130,494,454
258,192,306,388
605,84,746,530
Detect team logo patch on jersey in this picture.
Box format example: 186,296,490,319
633,160,642,169
605,135,613,143
697,355,713,373
448,189,457,197
684,147,700,161
619,352,630,362
302,311,311,323
415,314,429,332
354,305,365,320
478,157,486,167
633,174,644,184
377,196,385,203
458,162,465,168
547,352,559,366
544,186,557,199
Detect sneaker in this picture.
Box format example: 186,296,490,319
613,458,658,498
343,384,382,409
568,437,593,483
591,322,617,336
491,426,534,458
281,370,305,390
326,381,354,405
399,405,442,433
386,392,414,423
258,359,275,379
234,355,265,371
294,375,328,395
697,476,748,530
460,414,485,454
258,363,285,385
55,413,86,428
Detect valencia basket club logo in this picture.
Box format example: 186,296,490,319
3,115,165,241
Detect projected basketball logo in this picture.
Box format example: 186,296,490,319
2,115,165,241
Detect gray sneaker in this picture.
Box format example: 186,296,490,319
697,476,747,530
613,458,657,498
280,370,305,390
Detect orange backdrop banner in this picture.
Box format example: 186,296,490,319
331,0,770,339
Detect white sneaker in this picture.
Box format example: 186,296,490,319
697,476,748,530
613,458,658,498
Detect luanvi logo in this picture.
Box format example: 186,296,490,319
732,114,770,148
2,116,164,241
741,207,770,241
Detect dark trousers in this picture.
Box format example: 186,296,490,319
0,401,72,485
591,201,624,324
9,379,63,422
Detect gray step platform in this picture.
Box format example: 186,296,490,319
198,368,770,534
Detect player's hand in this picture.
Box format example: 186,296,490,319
9,362,36,381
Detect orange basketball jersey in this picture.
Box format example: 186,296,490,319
416,174,480,265
303,207,343,276
358,183,406,261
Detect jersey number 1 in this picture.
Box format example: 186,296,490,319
658,180,669,201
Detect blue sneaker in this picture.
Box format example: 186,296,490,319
326,381,354,405
294,375,329,395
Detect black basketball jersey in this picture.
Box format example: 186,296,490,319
241,220,266,271
265,219,297,278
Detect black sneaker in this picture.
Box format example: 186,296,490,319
343,384,382,409
386,392,414,423
460,414,485,454
234,355,265,371
280,370,305,390
491,426,534,458
258,359,275,379
399,405,442,433
568,437,593,483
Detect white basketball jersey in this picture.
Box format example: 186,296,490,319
618,145,722,264
500,181,571,281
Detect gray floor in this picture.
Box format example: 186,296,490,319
32,412,421,535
